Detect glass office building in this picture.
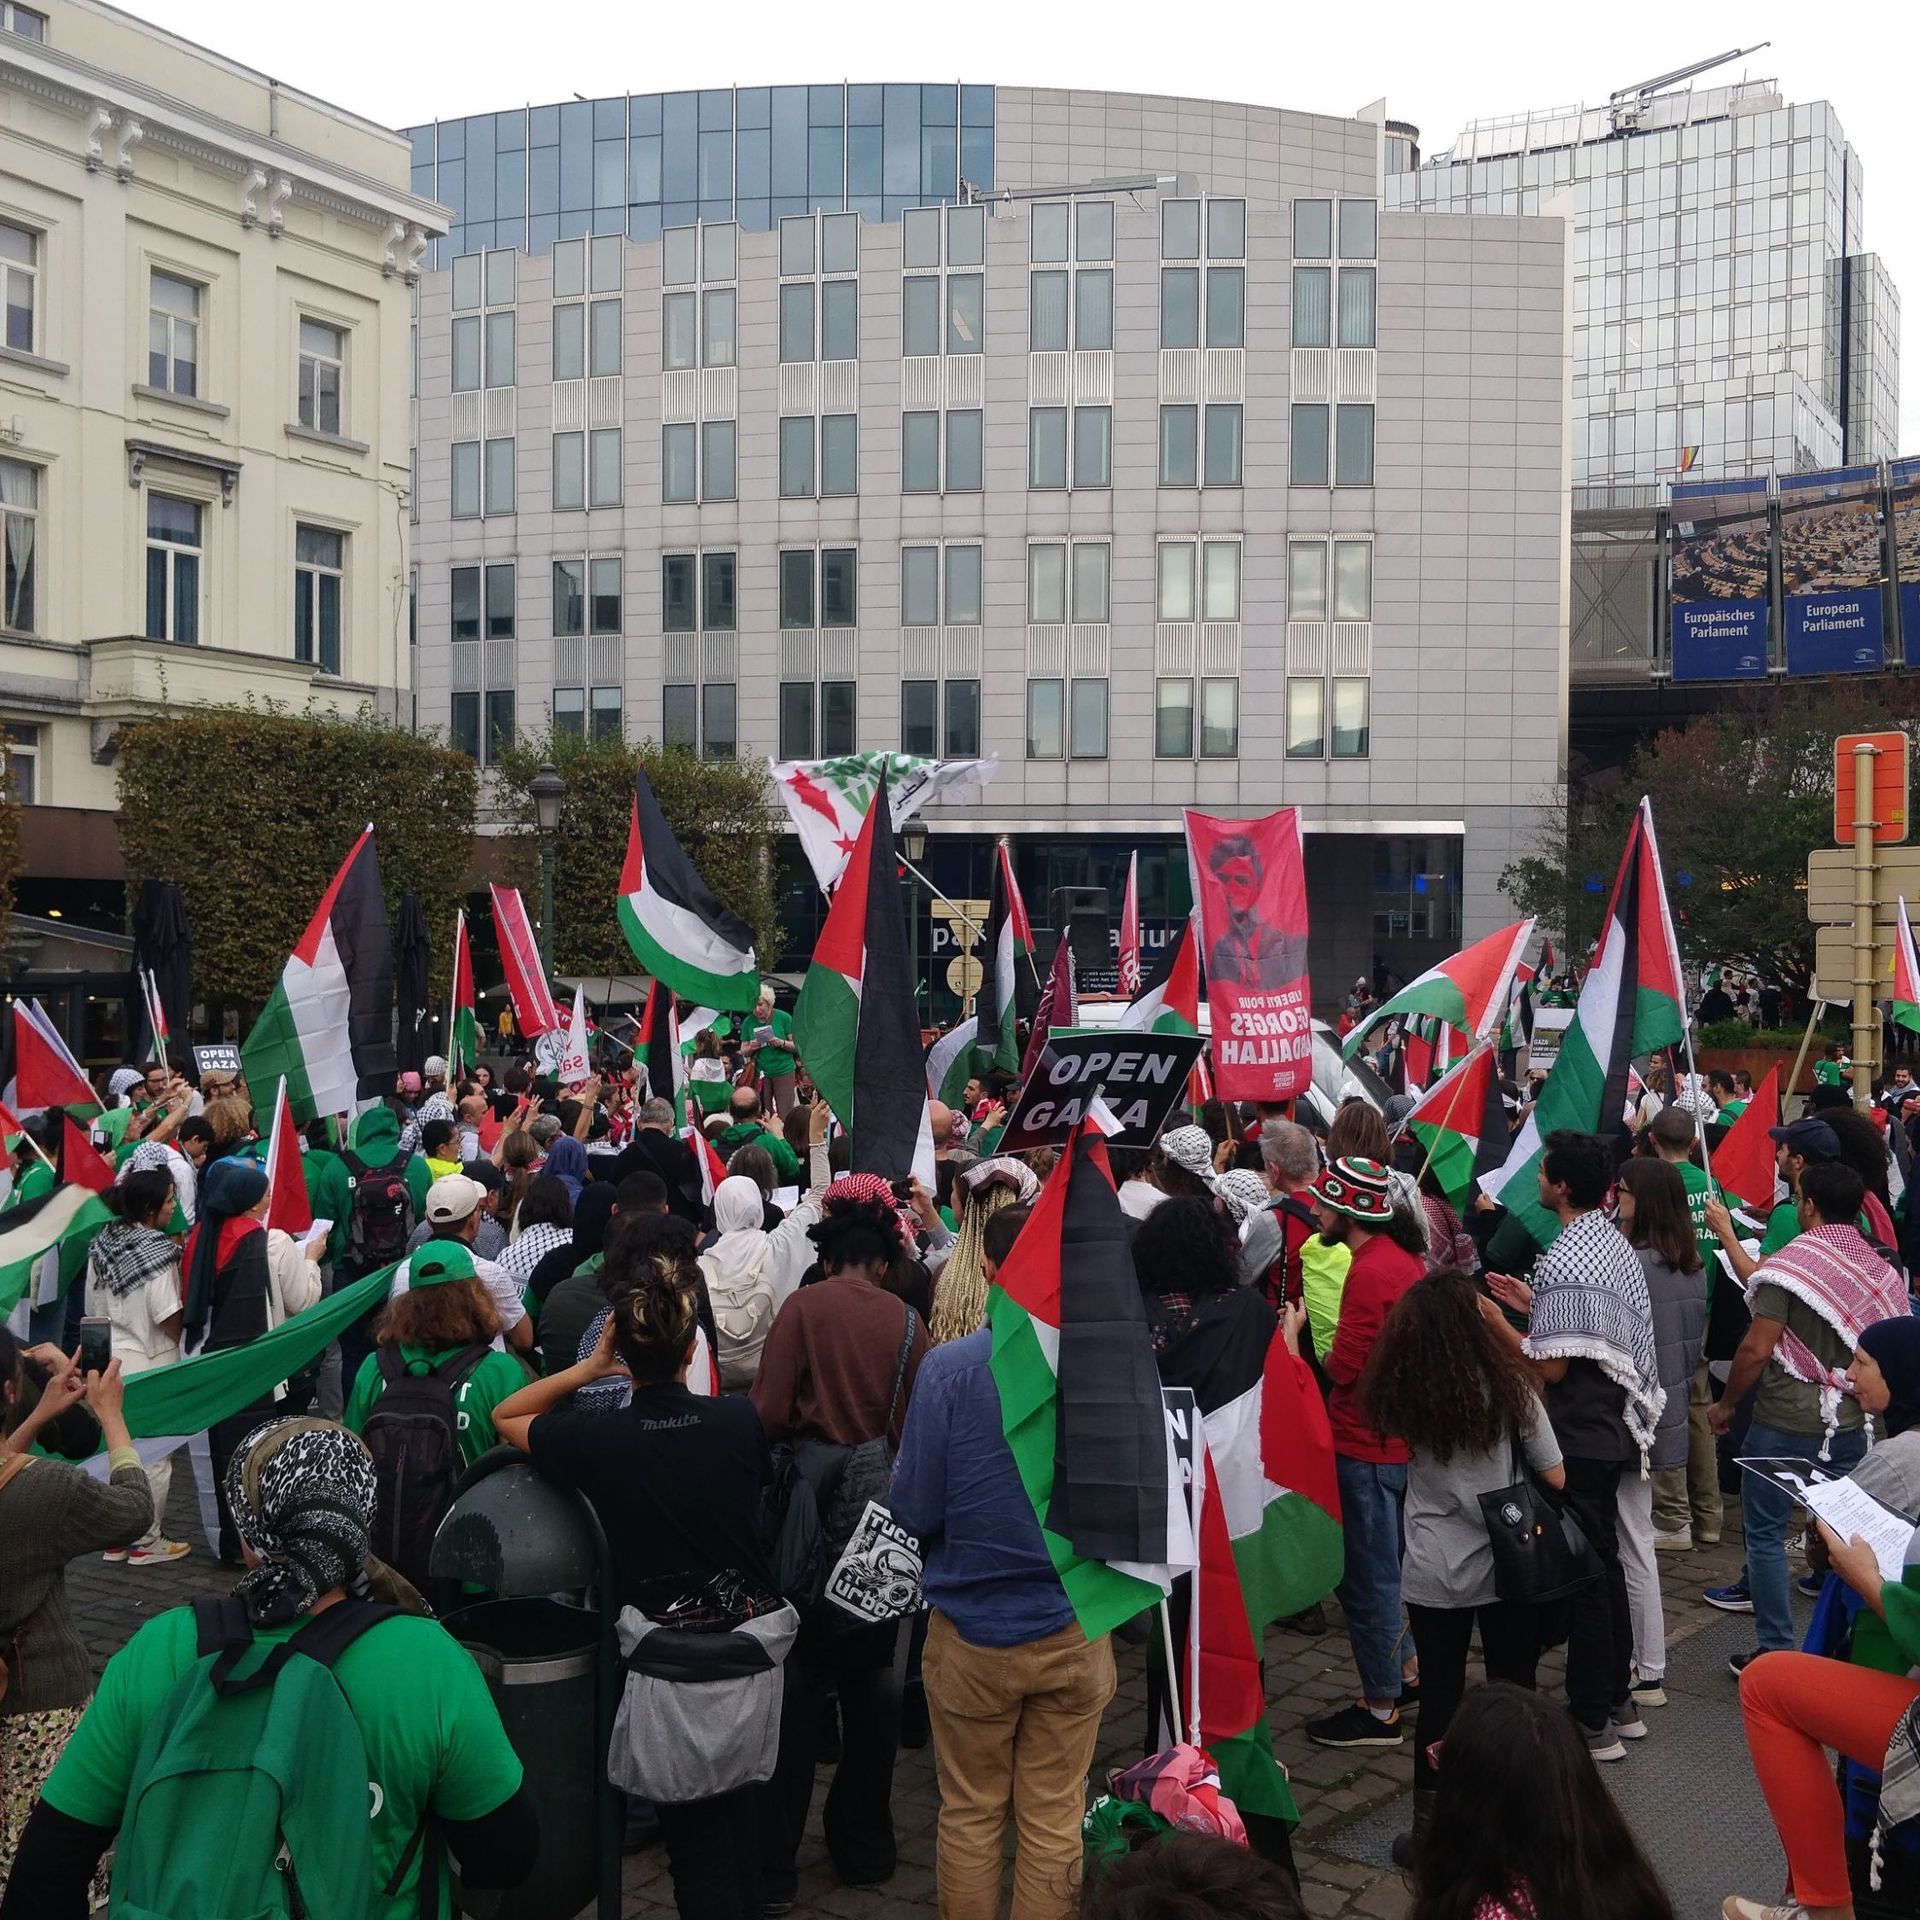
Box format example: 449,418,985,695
406,85,995,263
1389,79,1900,487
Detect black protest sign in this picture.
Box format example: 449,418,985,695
996,1030,1206,1152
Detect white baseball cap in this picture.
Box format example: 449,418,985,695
424,1173,485,1225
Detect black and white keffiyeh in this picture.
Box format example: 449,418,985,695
225,1417,378,1625
1524,1208,1665,1456
90,1219,179,1299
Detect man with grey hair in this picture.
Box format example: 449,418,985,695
1239,1119,1351,1364
608,1093,703,1223
528,1113,564,1151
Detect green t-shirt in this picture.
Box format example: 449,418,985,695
303,1145,353,1241
1759,1201,1801,1258
1814,1058,1850,1086
748,1008,796,1079
344,1344,529,1469
1673,1160,1724,1304
6,1160,54,1211
1749,1278,1866,1436
43,1606,523,1920
1717,1100,1749,1124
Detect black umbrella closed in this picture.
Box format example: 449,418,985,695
394,890,431,1077
130,878,192,1065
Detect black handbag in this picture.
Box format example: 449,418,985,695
1478,1429,1603,1606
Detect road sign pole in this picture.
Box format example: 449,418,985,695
1853,740,1880,1109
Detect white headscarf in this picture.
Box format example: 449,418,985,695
701,1174,772,1299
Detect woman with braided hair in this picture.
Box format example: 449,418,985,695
929,1156,1040,1344
494,1244,778,1920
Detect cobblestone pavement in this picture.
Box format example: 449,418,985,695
66,1460,1775,1919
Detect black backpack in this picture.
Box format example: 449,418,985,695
343,1150,415,1269
361,1345,489,1591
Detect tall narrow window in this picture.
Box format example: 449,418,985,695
144,493,201,644
0,220,37,353
1026,679,1064,759
778,681,814,760
1331,678,1370,757
778,283,814,363
945,410,983,492
297,319,344,434
589,556,621,633
1200,679,1238,758
588,428,621,508
820,548,857,628
451,442,480,518
1161,268,1199,349
483,437,515,514
1157,543,1195,622
944,545,982,625
484,563,515,639
1286,679,1325,758
1292,268,1331,348
663,685,696,749
662,424,696,504
1333,542,1373,621
1071,544,1110,623
1159,406,1197,488
1337,267,1376,348
1028,544,1065,625
553,304,585,380
1071,406,1111,489
1287,542,1327,621
696,290,729,369
902,412,940,492
1028,408,1067,490
702,683,736,759
946,274,983,353
945,679,981,757
703,552,736,630
779,416,815,498
1156,680,1194,758
779,550,814,629
902,548,939,627
590,685,622,742
147,271,200,397
820,680,855,754
1202,542,1241,622
1031,271,1068,353
1204,268,1244,349
1203,404,1243,487
553,688,586,739
663,292,697,370
553,558,585,637
820,414,857,496
901,681,937,756
451,566,480,642
820,281,857,361
292,524,343,673
1291,404,1330,487
1068,680,1107,759
1335,404,1374,487
484,309,515,388
701,421,735,501
0,456,37,634
553,431,585,511
662,553,695,631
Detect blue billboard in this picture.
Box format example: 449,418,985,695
1895,457,1920,662
1779,466,1885,675
1669,478,1771,681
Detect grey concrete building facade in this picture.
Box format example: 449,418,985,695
406,87,1571,1008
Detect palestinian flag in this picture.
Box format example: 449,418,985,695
792,768,934,1185
987,1130,1180,1637
974,841,1035,1078
637,979,687,1128
1714,1063,1783,1213
448,910,479,1078
1499,957,1538,1057
241,826,396,1125
1403,1044,1509,1210
263,1079,313,1237
0,1100,26,1154
617,768,759,1012
1894,897,1920,1035
926,1016,979,1108
1120,917,1202,1037
1482,798,1685,1252
14,1000,96,1112
61,1114,113,1195
1344,918,1534,1060
0,1184,115,1318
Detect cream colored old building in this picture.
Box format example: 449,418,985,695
0,0,443,851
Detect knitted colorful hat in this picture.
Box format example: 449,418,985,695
1310,1155,1395,1223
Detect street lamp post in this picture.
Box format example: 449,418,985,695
901,820,928,1030
529,761,568,979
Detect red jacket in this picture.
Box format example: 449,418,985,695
1323,1233,1424,1463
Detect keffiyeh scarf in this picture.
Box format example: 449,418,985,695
224,1416,378,1625
499,1221,571,1287
1524,1209,1665,1458
90,1219,179,1298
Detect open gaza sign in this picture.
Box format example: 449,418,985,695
997,1030,1208,1151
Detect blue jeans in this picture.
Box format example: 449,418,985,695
1334,1454,1413,1705
1741,1418,1869,1652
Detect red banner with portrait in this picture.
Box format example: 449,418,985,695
1184,807,1312,1101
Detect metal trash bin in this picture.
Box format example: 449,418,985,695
432,1450,621,1920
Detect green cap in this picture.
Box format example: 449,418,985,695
410,1242,477,1289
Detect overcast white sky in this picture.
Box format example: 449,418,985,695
135,0,1909,444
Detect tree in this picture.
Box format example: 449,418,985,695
117,707,477,1003
1503,680,1920,983
491,733,777,977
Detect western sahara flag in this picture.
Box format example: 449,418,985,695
1343,917,1534,1060
241,826,395,1125
793,768,934,1185
617,768,759,1012
1481,797,1685,1251
987,1129,1183,1636
974,841,1034,1078
1404,1043,1510,1211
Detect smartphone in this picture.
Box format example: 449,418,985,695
77,1316,112,1377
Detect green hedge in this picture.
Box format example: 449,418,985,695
117,707,477,1002
1697,1019,1839,1051
492,733,777,979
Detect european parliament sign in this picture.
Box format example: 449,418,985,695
1669,478,1770,681
1779,467,1884,676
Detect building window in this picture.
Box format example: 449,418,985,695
451,565,480,641
553,687,585,739
1293,199,1332,260
1338,267,1376,348
484,437,515,514
553,559,584,636
696,291,728,370
1208,199,1246,260
143,493,201,644
1332,678,1370,758
1160,267,1198,350
664,291,697,370
590,556,621,633
2,721,39,804
1028,407,1066,490
591,685,622,742
451,692,480,762
1338,199,1378,260
662,553,694,631
1161,199,1200,260
945,410,982,492
1203,404,1243,487
778,283,814,363
293,524,343,673
1159,405,1197,488
1,220,38,354
902,546,938,628
1286,679,1325,758
1287,541,1326,620
703,551,736,629
821,680,855,754
702,421,735,501
945,679,981,758
945,545,982,625
778,680,814,759
779,416,815,498
903,278,939,358
485,563,515,639
821,280,857,361
662,423,695,503
1202,541,1241,621
553,302,585,380
902,411,940,493
1068,678,1106,759
1030,272,1067,353
485,689,516,763
906,207,985,359
1157,542,1195,622
821,548,856,627
484,309,515,388
1334,540,1373,621
901,680,936,755
297,319,345,434
1071,407,1111,489
1205,268,1244,349
1027,543,1064,624
1026,678,1063,759
779,550,813,629
1155,679,1193,758
452,314,481,391
1335,404,1374,487
701,682,735,759
553,431,585,511
663,684,696,750
946,274,982,353
1292,268,1330,347
147,270,200,397
820,414,857,496
1,7,46,42
1200,677,1238,757
589,428,621,507
1072,543,1110,623
0,456,36,634
1291,404,1330,487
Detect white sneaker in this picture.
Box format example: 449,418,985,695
127,1539,190,1567
1720,1898,1813,1920
101,1547,130,1563
1651,1527,1693,1553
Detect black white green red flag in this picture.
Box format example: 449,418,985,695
1403,1043,1509,1211
974,841,1035,1079
617,769,759,1011
448,911,479,1078
240,827,395,1124
1481,798,1685,1251
1894,896,1920,1035
1343,918,1534,1060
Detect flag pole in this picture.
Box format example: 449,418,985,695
1679,978,1712,1185
1186,1442,1204,1750
143,968,168,1080
895,854,984,945
447,910,462,1079
1409,1042,1483,1191
1784,995,1824,1119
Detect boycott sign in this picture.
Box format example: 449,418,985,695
1184,806,1312,1102
996,1031,1207,1153
1526,1006,1573,1077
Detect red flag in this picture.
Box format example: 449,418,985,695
16,1000,97,1111
1714,1064,1781,1214
1019,934,1078,1082
489,884,562,1037
264,1078,313,1236
62,1112,114,1194
1117,851,1141,999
